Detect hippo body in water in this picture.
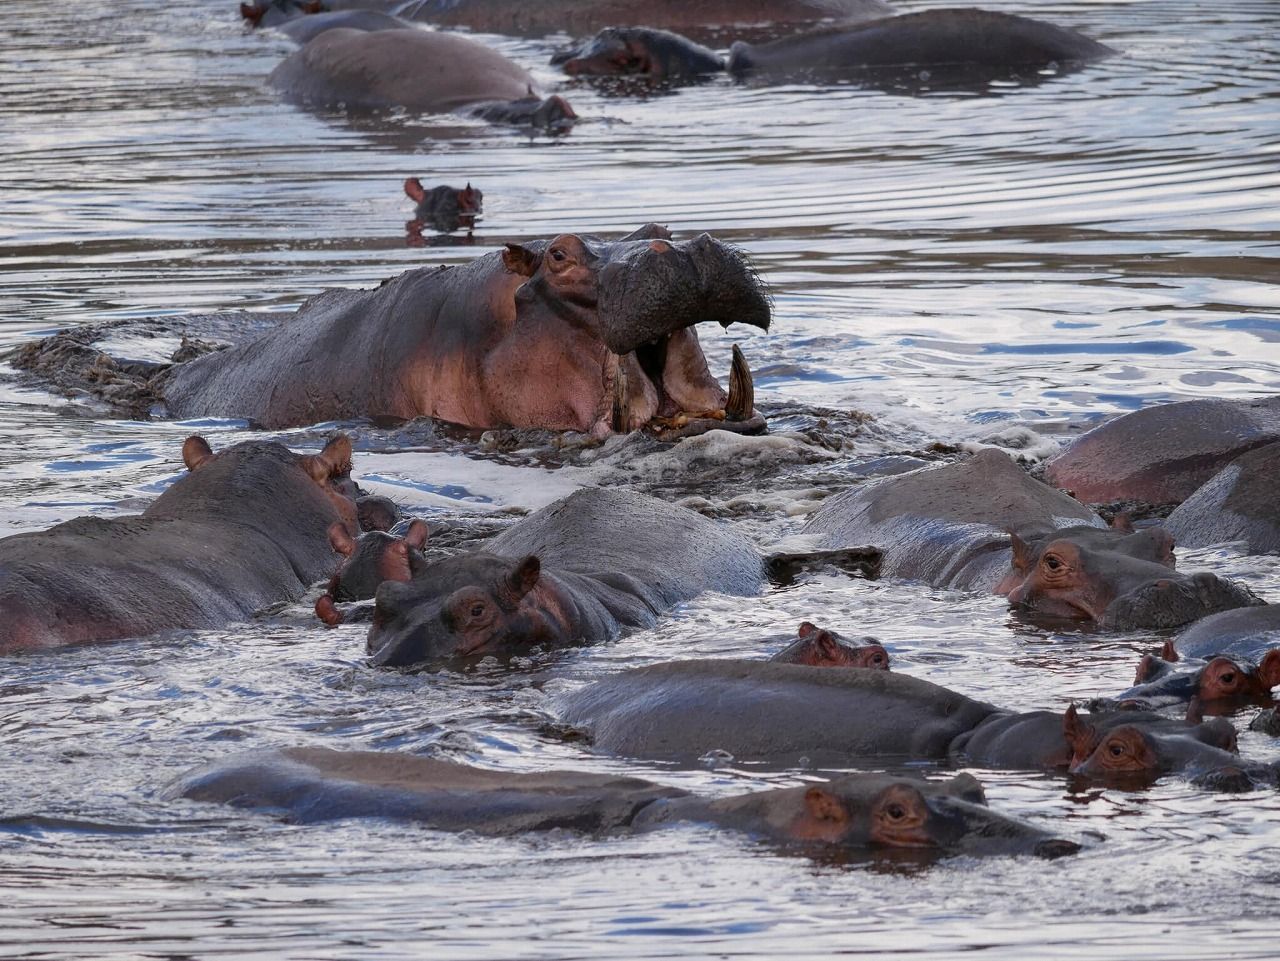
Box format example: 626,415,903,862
802,449,1262,629
404,177,482,233
1045,396,1280,507
770,622,889,669
557,660,1251,787
151,225,769,434
166,748,1077,858
1111,640,1280,713
275,8,410,44
268,28,576,128
366,487,880,667
1175,605,1280,661
1166,442,1280,555
0,435,357,654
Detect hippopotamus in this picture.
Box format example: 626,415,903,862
366,487,880,667
1044,396,1280,506
1174,605,1280,661
770,621,889,669
1110,640,1280,712
355,494,400,533
0,435,357,654
726,8,1115,79
553,28,725,80
1166,441,1280,555
267,28,577,128
556,660,1249,787
166,747,1078,858
151,225,771,435
802,448,1260,629
404,177,482,234
395,0,897,40
240,0,324,28
324,518,430,602
275,8,410,44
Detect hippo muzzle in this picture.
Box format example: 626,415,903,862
1103,572,1266,631
922,795,1081,860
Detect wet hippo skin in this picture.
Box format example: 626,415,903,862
0,435,357,654
1175,605,1280,661
167,749,1078,858
1166,441,1280,555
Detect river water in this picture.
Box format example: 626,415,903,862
1,0,1279,957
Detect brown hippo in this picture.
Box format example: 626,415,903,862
1166,441,1280,555
1109,639,1280,712
802,449,1263,630
267,28,577,128
770,621,889,669
366,488,879,668
0,435,357,654
165,748,1077,858
727,8,1116,79
557,660,1255,788
1044,396,1280,506
315,518,431,627
150,226,770,435
396,0,896,40
404,177,482,234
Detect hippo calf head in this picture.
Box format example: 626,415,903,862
553,27,726,79
1115,641,1280,711
1000,523,1262,629
501,225,771,438
326,519,430,603
771,622,890,669
1063,704,1244,787
367,552,563,667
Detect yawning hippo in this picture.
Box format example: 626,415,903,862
1166,442,1280,555
802,449,1262,630
268,28,577,128
557,660,1249,787
152,225,770,435
166,748,1077,858
366,488,880,667
1044,396,1280,506
0,435,357,654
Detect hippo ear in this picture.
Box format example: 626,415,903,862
403,519,430,551
303,434,353,484
1009,531,1034,572
813,630,843,662
506,555,541,600
502,244,540,278
404,177,426,203
461,183,480,207
941,772,987,806
1063,704,1099,759
797,621,818,639
1185,696,1204,725
239,2,264,25
1109,513,1135,533
315,594,343,627
182,436,214,471
803,786,848,825
1257,650,1280,691
328,521,357,558
1133,654,1160,684
621,224,673,242
1160,639,1178,663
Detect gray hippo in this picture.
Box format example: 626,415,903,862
555,660,1259,788
801,449,1261,629
0,435,357,654
555,11,1114,82
1175,605,1280,661
275,9,411,44
165,748,1077,858
404,177,482,234
1044,396,1280,506
268,28,577,128
323,518,431,604
1166,441,1280,555
366,487,880,667
1109,639,1280,712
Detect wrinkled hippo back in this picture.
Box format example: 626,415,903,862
559,659,997,766
489,488,764,605
1166,442,1280,554
803,448,1102,590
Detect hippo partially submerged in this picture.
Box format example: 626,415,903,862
1166,441,1280,555
556,660,1250,787
770,621,890,669
0,435,357,653
1175,605,1280,662
1111,640,1280,712
268,28,577,128
166,747,1077,858
802,449,1263,629
404,177,482,234
366,488,880,667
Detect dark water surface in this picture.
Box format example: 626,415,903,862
2,0,1279,957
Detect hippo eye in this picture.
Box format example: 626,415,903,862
1107,741,1126,758
1219,671,1236,687
469,602,485,618
885,803,906,821
1044,554,1064,572
549,248,567,264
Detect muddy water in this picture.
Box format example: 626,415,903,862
2,0,1280,957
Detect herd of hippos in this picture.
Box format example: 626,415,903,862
6,0,1280,860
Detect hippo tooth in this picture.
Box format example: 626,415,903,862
724,344,754,422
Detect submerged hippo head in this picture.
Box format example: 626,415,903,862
1000,523,1262,629
326,519,430,603
468,93,578,130
1115,641,1280,711
1063,704,1244,787
553,27,726,79
771,622,890,669
240,0,323,27
501,225,771,438
367,552,563,667
662,772,1079,859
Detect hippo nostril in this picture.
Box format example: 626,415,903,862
1033,839,1081,859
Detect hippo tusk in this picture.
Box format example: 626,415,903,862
724,344,754,422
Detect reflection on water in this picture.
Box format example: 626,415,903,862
1,0,1279,957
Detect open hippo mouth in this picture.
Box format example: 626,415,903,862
594,231,770,439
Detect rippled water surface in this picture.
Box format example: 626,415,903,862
2,0,1279,957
